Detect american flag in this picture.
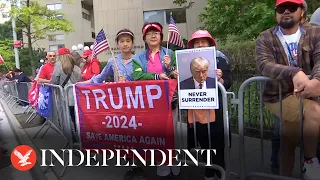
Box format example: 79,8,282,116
168,15,185,48
92,29,110,59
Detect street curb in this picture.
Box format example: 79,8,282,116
0,99,58,180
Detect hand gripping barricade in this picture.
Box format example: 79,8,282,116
235,76,305,180
63,81,230,179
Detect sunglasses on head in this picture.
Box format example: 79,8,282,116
276,4,303,14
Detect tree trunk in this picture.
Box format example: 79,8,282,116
26,0,35,77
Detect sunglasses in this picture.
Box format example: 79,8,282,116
276,4,303,14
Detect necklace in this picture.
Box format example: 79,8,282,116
122,54,133,60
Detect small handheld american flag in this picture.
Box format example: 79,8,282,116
168,14,185,48
92,29,110,60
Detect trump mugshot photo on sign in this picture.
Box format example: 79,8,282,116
176,47,219,109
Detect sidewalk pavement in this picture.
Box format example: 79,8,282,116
0,99,304,180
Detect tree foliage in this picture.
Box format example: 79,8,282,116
0,39,15,73
10,0,74,44
198,0,275,41
173,0,194,9
7,0,74,76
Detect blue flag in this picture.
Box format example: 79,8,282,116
37,85,53,118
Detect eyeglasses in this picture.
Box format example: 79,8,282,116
276,4,302,14
146,31,160,36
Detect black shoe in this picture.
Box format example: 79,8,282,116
124,167,145,180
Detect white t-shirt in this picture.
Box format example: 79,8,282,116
279,28,301,67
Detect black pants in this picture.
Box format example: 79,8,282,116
188,122,225,178
186,92,230,178
69,106,76,131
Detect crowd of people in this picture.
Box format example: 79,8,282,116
0,0,320,179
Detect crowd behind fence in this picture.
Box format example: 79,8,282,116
0,76,313,180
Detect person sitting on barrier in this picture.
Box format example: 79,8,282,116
38,51,56,83
186,30,231,180
85,29,135,84
50,47,82,144
131,22,179,180
270,0,309,174
81,50,101,81
256,0,320,179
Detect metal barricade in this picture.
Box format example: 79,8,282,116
35,83,74,177
33,83,73,149
236,76,304,180
175,82,230,180
64,82,230,179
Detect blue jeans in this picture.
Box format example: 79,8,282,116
271,115,280,168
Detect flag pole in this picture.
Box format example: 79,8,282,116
166,12,172,55
106,35,119,82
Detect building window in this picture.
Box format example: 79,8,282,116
58,44,65,48
82,12,90,21
49,45,58,51
56,34,64,41
54,3,62,10
49,34,64,41
165,8,186,24
143,10,165,25
47,4,54,10
57,14,63,19
47,3,62,11
143,8,186,25
49,44,65,51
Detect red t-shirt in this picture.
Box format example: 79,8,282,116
39,63,55,80
81,59,101,81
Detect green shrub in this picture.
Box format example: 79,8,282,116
219,40,257,74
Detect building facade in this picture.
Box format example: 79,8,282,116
32,0,95,54
33,0,207,61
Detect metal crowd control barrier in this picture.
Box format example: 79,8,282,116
1,81,33,114
236,76,304,180
176,82,230,180
64,82,230,179
33,83,73,177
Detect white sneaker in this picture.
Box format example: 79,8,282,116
303,157,320,180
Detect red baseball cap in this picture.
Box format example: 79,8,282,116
276,0,303,6
142,23,162,35
58,47,70,55
81,50,92,58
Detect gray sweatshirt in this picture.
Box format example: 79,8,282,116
310,8,320,26
50,62,82,106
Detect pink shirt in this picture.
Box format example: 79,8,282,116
147,51,163,74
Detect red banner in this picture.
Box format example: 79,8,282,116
74,79,177,160
28,81,40,109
